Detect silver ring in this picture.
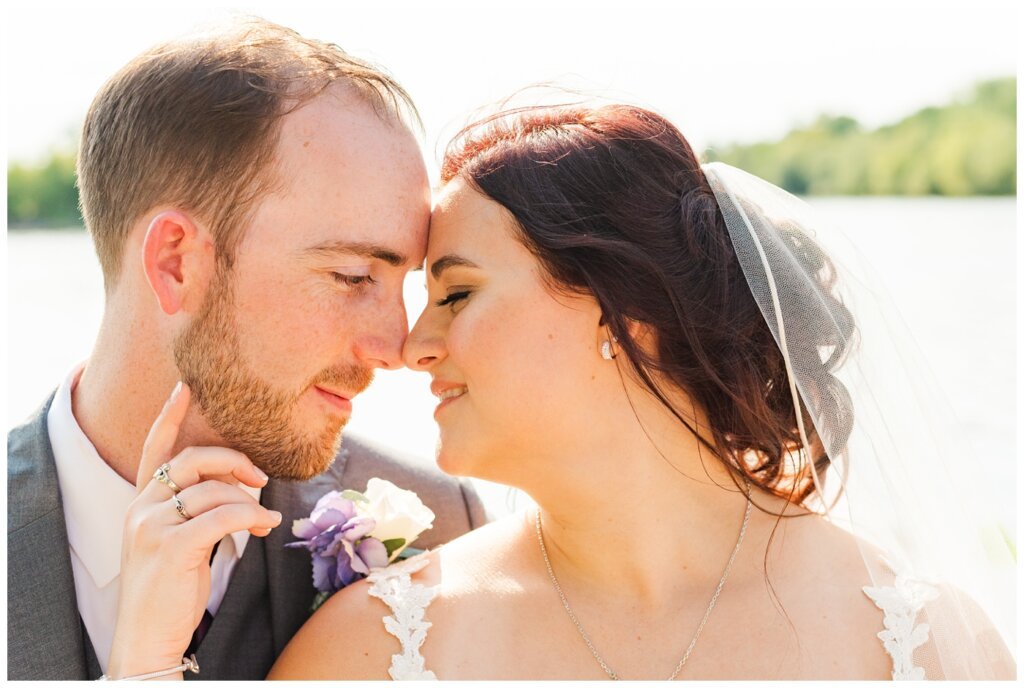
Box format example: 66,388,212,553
173,495,192,521
153,463,182,494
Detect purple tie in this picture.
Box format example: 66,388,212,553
185,543,220,656
185,609,214,656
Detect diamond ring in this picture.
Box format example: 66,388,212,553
153,463,182,494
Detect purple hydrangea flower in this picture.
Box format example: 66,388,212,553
285,491,390,592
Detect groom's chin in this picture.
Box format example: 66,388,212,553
253,424,345,482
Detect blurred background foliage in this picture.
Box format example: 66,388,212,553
6,76,1016,228
8,150,82,227
707,76,1015,196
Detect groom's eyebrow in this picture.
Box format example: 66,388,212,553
302,240,411,267
430,254,479,279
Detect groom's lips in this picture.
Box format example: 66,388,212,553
314,386,353,415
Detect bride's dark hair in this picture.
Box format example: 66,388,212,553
441,104,855,509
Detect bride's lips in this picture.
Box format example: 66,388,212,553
431,380,467,419
314,386,353,414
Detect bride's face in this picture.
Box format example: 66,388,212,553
404,178,607,483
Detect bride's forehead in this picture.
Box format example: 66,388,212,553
431,177,479,217
429,180,511,241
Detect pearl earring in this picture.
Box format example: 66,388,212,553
600,337,617,360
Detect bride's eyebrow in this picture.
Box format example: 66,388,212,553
430,254,479,279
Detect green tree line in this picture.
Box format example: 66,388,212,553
6,77,1017,228
706,77,1015,196
8,150,81,227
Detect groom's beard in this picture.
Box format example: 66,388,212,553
173,265,373,481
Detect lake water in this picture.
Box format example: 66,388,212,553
6,197,1017,530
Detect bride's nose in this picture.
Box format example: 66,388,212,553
403,312,446,371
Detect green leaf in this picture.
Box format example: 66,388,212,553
310,590,332,613
395,546,425,561
340,489,369,505
382,538,407,558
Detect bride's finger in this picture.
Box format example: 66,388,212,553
136,381,191,492
165,481,278,536
139,446,268,502
174,502,284,549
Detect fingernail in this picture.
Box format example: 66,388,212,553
253,465,269,483
170,381,183,401
270,510,282,524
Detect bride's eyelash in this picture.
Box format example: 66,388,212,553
435,291,470,308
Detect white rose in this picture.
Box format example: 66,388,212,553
358,478,435,559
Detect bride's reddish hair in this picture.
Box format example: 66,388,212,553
442,104,854,509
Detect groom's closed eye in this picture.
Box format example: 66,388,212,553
332,273,378,291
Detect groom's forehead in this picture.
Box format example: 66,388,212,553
238,91,429,259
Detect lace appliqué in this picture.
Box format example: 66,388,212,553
863,573,940,680
367,554,438,680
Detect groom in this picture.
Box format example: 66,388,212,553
7,19,486,681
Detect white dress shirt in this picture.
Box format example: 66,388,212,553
49,363,261,672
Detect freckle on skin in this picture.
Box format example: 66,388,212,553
303,141,310,148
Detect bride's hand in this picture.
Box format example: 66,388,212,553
105,382,282,680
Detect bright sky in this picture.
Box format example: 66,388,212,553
3,0,1018,179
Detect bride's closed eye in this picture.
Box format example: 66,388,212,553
435,289,471,310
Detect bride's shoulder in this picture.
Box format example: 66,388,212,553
267,515,529,680
771,513,1014,679
267,555,435,680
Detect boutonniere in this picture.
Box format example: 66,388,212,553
285,477,436,611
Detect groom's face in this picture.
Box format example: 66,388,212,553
175,88,430,480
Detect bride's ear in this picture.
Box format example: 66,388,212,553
141,209,215,315
595,312,648,360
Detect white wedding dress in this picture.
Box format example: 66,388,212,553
366,554,940,681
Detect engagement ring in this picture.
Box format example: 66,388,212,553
153,463,182,494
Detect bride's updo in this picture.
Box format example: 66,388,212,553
442,104,855,507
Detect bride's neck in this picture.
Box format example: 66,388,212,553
523,394,777,605
532,473,756,605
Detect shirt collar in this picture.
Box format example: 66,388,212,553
49,363,260,588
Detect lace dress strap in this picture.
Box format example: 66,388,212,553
367,554,439,681
862,573,941,680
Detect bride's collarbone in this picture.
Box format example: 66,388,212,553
428,576,888,679
420,516,892,679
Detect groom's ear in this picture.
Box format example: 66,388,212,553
141,210,215,315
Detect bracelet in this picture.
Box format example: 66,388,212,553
98,654,200,681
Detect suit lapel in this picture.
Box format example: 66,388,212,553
261,460,347,656
185,457,346,679
188,533,273,680
7,392,91,680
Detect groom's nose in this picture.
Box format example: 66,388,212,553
352,297,409,371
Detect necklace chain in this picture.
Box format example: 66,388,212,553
534,487,753,681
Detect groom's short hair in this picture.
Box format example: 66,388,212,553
76,17,418,290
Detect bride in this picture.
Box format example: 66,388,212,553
267,104,1015,680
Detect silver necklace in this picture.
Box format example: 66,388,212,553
534,489,752,681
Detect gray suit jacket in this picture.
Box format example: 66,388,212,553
7,392,487,680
